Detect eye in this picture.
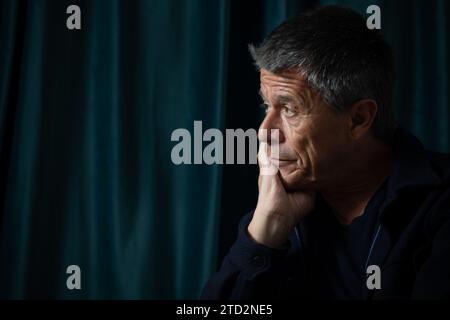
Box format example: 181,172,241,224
282,105,296,117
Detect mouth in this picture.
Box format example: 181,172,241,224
270,157,297,167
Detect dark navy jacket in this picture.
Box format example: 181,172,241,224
201,128,450,299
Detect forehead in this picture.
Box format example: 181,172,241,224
259,68,309,97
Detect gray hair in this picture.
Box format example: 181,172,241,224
249,5,397,143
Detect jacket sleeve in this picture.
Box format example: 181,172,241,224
412,189,450,298
200,211,293,299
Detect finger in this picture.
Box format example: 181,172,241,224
259,169,284,194
258,141,278,176
257,141,269,166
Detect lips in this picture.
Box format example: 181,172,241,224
270,157,296,167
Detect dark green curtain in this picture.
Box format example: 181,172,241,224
0,0,229,299
0,0,449,299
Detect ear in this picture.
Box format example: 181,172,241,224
347,99,378,140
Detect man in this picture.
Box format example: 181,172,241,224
201,5,450,299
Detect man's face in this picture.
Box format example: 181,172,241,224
258,68,351,191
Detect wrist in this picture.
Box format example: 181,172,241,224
247,213,291,249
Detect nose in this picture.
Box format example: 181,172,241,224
258,110,285,144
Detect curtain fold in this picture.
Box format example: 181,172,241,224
0,0,229,299
0,0,449,299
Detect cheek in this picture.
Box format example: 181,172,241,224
286,130,315,172
307,121,349,168
291,134,309,158
286,119,316,156
287,117,339,167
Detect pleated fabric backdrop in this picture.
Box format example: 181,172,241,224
0,0,448,298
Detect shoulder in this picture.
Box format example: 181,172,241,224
425,151,450,184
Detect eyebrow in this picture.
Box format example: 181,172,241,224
259,89,300,105
275,95,297,105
